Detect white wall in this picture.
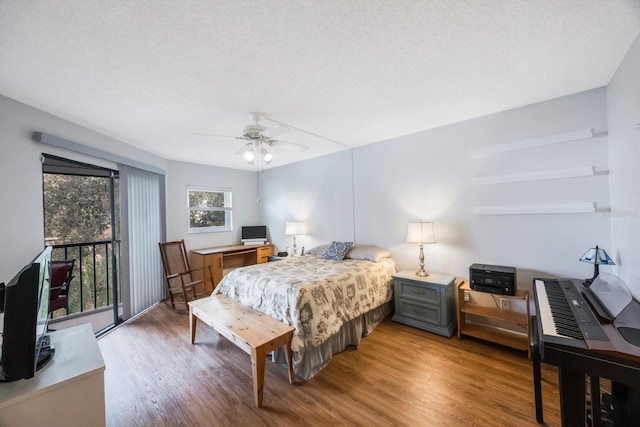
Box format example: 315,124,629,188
1,73,628,299
0,95,167,283
262,88,612,291
165,160,258,251
260,150,354,254
608,33,640,299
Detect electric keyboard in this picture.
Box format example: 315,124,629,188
532,277,640,426
534,278,609,348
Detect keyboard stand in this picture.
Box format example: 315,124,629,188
530,317,544,424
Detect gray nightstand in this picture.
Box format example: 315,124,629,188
392,270,457,337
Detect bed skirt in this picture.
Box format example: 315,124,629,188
272,301,393,381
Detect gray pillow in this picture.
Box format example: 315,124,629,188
346,245,392,262
305,244,330,256
322,241,353,261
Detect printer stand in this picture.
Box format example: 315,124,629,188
456,281,530,358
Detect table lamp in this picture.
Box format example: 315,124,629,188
407,221,436,277
285,221,303,256
579,245,615,286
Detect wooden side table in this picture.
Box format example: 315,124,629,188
456,281,530,357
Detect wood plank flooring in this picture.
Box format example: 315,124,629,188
98,302,560,426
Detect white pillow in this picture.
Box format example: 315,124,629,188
346,245,392,262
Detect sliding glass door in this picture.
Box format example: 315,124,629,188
43,155,123,333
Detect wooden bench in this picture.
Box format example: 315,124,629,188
188,294,295,407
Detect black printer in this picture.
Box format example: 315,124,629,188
469,263,516,296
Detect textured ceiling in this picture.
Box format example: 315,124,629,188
1,0,639,171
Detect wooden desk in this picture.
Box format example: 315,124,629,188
191,244,273,293
0,324,106,426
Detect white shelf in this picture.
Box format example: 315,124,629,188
473,202,599,215
472,166,600,185
471,128,601,158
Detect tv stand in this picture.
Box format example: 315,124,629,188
191,244,274,292
0,324,105,426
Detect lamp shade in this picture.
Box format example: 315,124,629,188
285,221,303,236
579,246,615,265
407,222,436,244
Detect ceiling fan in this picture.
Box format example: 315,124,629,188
193,112,309,165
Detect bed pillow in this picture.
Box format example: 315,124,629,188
305,244,330,256
346,245,392,262
322,241,353,261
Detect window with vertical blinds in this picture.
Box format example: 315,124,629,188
119,165,166,318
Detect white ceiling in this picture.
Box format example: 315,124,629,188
1,1,639,171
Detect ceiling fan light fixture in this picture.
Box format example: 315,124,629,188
199,112,311,166
260,147,273,164
243,148,256,163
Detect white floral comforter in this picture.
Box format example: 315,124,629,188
213,256,397,360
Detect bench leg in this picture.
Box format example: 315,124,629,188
189,306,197,344
251,345,266,407
285,332,295,384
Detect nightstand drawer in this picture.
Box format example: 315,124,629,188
396,279,439,304
396,299,440,325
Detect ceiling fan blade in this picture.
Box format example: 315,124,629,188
191,132,241,139
263,123,291,138
234,142,253,155
264,116,348,147
269,140,309,152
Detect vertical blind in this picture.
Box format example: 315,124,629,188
119,165,166,318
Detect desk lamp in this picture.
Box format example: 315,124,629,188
579,245,615,286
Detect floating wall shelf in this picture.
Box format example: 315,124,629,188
472,166,605,185
472,202,602,215
471,128,604,158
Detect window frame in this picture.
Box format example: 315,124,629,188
187,186,233,233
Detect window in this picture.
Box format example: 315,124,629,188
188,186,233,233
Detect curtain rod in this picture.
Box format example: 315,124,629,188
33,132,166,176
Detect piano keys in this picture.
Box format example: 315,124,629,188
535,279,610,347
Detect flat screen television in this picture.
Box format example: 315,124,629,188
241,225,267,242
0,246,55,381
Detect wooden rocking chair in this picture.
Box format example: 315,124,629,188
159,240,213,309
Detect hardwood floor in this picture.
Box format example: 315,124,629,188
98,303,560,426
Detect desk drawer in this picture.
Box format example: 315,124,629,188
257,245,273,263
396,279,440,304
257,246,273,256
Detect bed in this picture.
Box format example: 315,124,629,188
212,244,398,380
